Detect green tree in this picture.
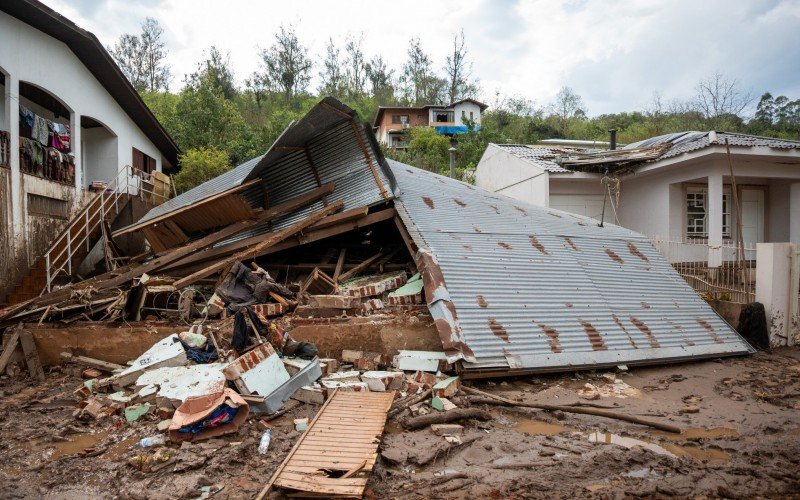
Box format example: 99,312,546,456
365,55,395,106
173,147,232,193
399,38,446,106
109,18,171,92
189,46,237,99
318,37,347,98
255,25,313,103
444,30,478,103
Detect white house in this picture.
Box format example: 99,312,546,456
0,0,180,302
476,132,800,259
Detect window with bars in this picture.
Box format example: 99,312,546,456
686,189,730,238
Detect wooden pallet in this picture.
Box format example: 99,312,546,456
257,390,395,499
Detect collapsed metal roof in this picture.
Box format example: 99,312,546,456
389,159,754,375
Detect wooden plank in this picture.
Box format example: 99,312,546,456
349,121,389,200
394,216,418,259
337,252,383,283
173,200,344,289
277,472,367,487
256,389,342,500
60,353,126,373
308,207,368,231
19,329,44,382
0,328,21,374
112,178,264,237
273,477,365,497
333,248,346,282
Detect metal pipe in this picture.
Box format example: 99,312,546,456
608,129,617,151
449,147,456,178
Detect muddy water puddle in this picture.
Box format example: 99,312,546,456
499,411,732,463
588,430,730,463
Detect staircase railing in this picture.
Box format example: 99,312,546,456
41,165,169,294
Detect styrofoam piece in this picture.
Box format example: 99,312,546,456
112,334,188,388
394,350,447,372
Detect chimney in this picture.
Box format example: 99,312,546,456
608,129,617,150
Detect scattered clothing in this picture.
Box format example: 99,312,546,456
32,115,49,145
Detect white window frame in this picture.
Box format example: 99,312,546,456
686,186,731,239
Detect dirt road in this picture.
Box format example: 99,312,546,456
1,349,798,498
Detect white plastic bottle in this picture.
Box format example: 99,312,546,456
258,428,271,454
139,435,166,447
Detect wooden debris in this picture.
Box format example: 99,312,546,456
0,327,21,375
60,353,126,373
19,328,45,381
404,408,492,431
461,385,682,434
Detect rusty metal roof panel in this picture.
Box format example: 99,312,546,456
389,159,754,374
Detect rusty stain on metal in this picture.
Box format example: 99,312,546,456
605,248,624,264
627,241,649,262
696,317,722,343
611,314,638,349
453,198,467,208
579,319,608,351
537,323,563,353
473,226,482,233
497,241,512,250
565,303,573,308
564,236,580,252
488,204,500,214
529,234,549,255
463,244,472,252
667,320,695,346
514,206,528,216
548,212,562,218
476,295,488,308
422,196,435,209
268,390,395,498
641,301,650,309
488,317,510,343
630,316,660,348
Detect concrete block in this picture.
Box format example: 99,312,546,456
431,396,457,411
394,350,448,372
360,371,405,392
320,380,369,392
322,370,361,383
432,377,460,398
319,358,339,375
340,271,407,298
387,274,424,305
307,295,360,309
411,370,440,389
292,384,326,404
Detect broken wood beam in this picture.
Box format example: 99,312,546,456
173,200,344,289
308,206,368,231
0,327,21,374
461,385,681,434
403,408,492,431
19,328,45,382
337,251,384,283
333,248,347,282
60,353,126,373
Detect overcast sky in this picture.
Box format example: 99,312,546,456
42,0,800,116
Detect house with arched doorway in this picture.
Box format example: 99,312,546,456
0,0,180,303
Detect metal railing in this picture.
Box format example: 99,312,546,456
41,165,169,294
650,236,756,304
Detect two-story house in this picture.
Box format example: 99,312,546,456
373,98,487,148
0,0,180,303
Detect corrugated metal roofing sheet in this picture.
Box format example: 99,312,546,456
624,131,800,159
494,144,588,173
389,159,754,374
131,98,394,239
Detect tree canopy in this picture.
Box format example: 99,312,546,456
109,19,800,190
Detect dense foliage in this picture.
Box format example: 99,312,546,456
113,19,800,191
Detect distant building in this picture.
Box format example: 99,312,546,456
373,98,488,148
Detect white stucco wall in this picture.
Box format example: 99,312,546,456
453,102,482,125
0,11,165,183
475,145,549,206
82,126,119,185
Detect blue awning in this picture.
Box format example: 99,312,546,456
434,125,480,135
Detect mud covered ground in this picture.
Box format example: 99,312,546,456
1,348,799,499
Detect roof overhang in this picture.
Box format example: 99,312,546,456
1,0,181,169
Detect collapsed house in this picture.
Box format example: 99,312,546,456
0,97,754,377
